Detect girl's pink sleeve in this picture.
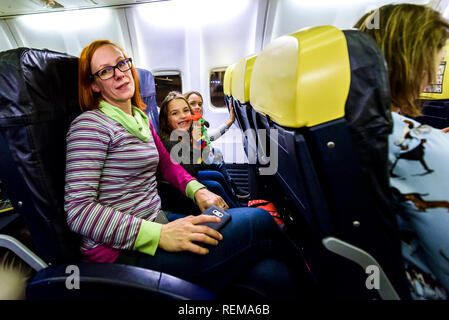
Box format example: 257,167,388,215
149,121,195,195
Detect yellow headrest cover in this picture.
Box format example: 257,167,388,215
223,63,236,96
231,55,257,103
249,25,350,128
420,41,449,100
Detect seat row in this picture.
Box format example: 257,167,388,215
224,25,411,299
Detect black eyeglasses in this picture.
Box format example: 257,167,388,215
91,58,133,80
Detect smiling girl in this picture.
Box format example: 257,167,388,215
159,91,239,208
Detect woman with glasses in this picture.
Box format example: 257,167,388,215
64,39,307,298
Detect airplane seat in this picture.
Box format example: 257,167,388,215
223,63,246,148
136,67,160,132
250,104,271,169
224,62,262,198
134,68,200,215
0,47,213,300
418,99,449,128
417,42,449,129
249,26,410,299
230,55,258,163
135,66,197,213
223,63,235,114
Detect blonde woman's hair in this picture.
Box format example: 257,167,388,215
356,4,449,116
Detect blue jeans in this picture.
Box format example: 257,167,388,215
198,170,238,208
204,148,240,197
115,207,304,299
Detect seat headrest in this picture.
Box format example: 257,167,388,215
136,67,159,131
231,54,257,103
137,67,156,98
223,63,236,96
250,25,350,128
420,41,449,100
0,48,79,127
343,29,392,137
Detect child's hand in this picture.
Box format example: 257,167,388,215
226,101,235,128
192,122,202,141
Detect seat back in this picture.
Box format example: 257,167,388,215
250,25,349,237
136,68,159,132
249,26,410,299
418,42,449,129
223,63,235,109
230,55,258,163
223,63,244,133
0,48,82,264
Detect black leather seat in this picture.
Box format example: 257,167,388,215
0,47,213,300
228,55,258,164
137,67,160,132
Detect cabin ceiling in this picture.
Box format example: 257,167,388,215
0,0,165,17
1,0,448,19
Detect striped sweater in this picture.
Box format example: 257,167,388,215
64,109,193,256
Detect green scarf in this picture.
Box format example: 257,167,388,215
99,100,151,142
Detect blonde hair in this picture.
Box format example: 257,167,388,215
357,4,449,116
0,251,32,300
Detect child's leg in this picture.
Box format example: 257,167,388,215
198,178,238,208
198,170,239,206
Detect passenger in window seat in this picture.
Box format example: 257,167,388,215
357,3,449,299
185,90,250,200
158,91,240,208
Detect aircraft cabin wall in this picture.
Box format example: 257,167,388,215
262,0,436,47
0,0,269,163
0,0,446,163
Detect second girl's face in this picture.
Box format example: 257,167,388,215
187,94,203,114
167,99,193,131
90,44,135,107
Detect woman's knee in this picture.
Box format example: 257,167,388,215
227,207,280,234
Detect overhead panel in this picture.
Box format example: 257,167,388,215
0,0,163,17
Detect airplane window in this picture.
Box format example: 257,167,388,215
154,73,182,107
210,68,226,108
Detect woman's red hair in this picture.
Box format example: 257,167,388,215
78,40,146,111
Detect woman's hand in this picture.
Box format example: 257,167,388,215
442,127,449,133
158,214,223,254
226,101,236,128
194,188,229,212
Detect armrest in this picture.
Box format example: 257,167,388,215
322,236,400,300
0,234,48,271
26,262,215,300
